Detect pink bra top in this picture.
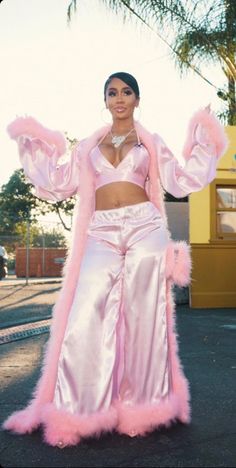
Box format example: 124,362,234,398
89,144,149,190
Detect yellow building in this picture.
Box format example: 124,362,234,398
190,126,236,308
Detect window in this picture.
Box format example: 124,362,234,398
211,180,236,240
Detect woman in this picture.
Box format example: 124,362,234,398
3,72,228,447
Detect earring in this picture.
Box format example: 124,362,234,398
134,106,141,122
101,107,112,124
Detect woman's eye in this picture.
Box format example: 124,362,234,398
108,91,116,97
124,90,132,95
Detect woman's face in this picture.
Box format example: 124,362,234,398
105,77,139,121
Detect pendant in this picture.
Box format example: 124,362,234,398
111,135,126,148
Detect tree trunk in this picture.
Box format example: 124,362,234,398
228,76,236,125
225,0,236,124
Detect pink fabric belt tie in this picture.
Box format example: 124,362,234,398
53,201,171,415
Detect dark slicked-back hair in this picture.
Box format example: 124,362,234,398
104,72,140,100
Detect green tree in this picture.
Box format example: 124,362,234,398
0,169,76,235
0,169,37,235
68,0,236,124
29,225,68,248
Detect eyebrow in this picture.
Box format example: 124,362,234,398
107,86,132,91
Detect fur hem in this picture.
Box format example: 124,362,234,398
2,403,41,434
41,403,118,446
182,107,228,159
166,284,191,423
166,241,192,287
115,393,189,436
7,116,66,156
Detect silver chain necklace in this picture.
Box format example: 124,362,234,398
110,128,134,148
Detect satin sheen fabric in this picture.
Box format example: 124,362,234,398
17,120,221,203
89,144,149,189
3,111,228,445
54,201,170,415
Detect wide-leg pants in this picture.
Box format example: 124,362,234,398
54,201,171,417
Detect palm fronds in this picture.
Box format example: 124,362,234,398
67,0,236,123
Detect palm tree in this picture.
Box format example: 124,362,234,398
67,0,236,124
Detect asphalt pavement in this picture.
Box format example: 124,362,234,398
0,278,235,467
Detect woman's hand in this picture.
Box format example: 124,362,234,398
205,104,211,113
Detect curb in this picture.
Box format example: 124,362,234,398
0,319,51,345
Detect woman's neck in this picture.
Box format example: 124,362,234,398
111,118,134,135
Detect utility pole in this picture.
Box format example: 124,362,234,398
42,228,45,276
25,219,30,285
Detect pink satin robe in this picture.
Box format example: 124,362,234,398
17,120,218,203
3,110,228,446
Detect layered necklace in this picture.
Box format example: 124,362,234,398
110,128,134,148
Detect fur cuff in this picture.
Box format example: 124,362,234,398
166,241,191,286
182,108,228,159
7,116,67,156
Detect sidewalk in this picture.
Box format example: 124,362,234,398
0,304,236,467
1,275,62,286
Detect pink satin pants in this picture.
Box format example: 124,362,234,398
54,201,171,415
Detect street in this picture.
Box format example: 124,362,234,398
0,280,61,328
0,280,235,467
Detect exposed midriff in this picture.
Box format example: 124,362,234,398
95,181,149,210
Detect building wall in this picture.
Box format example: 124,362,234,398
190,125,236,245
217,126,236,176
189,125,236,308
16,248,67,277
189,186,210,243
190,243,236,308
165,202,189,241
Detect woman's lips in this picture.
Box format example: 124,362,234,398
114,107,126,112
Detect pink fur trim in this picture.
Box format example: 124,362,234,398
166,284,191,423
2,123,190,441
7,116,67,156
2,403,40,434
41,403,117,446
116,395,180,436
166,241,192,287
182,108,228,159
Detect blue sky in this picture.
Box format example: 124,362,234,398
0,0,224,188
